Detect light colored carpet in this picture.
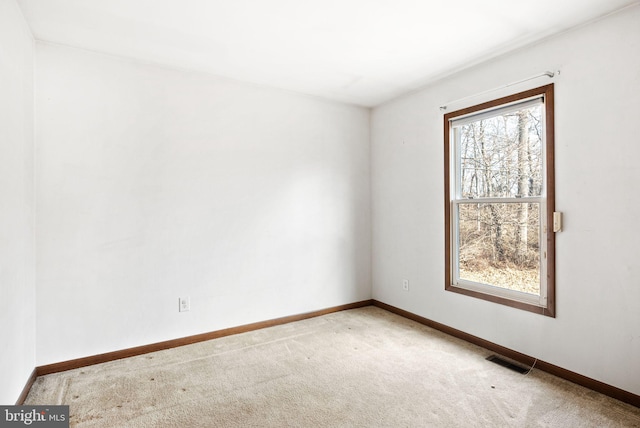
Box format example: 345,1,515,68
25,307,640,427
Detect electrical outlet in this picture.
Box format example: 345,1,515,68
402,279,409,291
179,296,190,312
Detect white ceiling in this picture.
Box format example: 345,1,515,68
16,0,638,106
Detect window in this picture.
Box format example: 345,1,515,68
444,84,555,316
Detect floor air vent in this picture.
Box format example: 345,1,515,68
486,355,529,374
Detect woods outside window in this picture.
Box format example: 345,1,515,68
444,84,555,316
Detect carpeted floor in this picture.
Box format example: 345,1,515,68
25,306,640,427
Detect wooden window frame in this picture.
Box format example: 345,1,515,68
444,84,555,317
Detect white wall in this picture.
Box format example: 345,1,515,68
372,5,640,396
35,44,371,365
0,0,35,404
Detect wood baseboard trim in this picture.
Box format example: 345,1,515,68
372,300,640,409
16,368,38,405
36,299,373,377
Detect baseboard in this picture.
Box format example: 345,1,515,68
15,368,37,405
36,299,373,377
372,300,640,409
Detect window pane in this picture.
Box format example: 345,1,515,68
457,202,540,295
457,105,543,199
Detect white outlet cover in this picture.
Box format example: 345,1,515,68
179,297,190,312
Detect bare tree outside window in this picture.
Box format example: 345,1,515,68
457,105,542,294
